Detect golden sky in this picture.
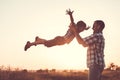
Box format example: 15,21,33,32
0,0,120,70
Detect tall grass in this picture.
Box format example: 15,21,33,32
0,66,120,80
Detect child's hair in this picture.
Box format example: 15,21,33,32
76,21,86,28
76,21,87,32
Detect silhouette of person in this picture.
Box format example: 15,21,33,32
70,20,105,80
24,21,89,51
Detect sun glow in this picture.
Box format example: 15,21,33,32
0,0,120,70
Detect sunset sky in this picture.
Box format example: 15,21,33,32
0,0,120,70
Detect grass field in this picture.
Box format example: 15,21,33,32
0,67,120,80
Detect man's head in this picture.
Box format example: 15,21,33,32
93,20,105,33
76,21,89,33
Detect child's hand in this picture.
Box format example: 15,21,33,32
66,9,74,15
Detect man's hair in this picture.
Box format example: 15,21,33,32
95,20,105,31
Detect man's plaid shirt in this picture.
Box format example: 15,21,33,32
83,33,105,68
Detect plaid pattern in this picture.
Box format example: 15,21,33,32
64,29,75,44
83,33,105,68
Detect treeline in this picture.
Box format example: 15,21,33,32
0,63,120,80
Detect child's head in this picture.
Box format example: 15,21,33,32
76,21,89,33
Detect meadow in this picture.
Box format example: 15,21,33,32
0,66,120,80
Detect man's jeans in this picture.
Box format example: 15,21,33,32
88,64,104,80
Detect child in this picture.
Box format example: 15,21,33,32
24,21,89,51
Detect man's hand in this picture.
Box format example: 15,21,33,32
69,23,77,34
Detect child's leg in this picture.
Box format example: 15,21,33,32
24,37,46,51
24,41,31,51
24,36,66,51
44,36,66,47
34,36,46,45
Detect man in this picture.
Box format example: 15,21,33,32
70,20,105,80
24,21,89,51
